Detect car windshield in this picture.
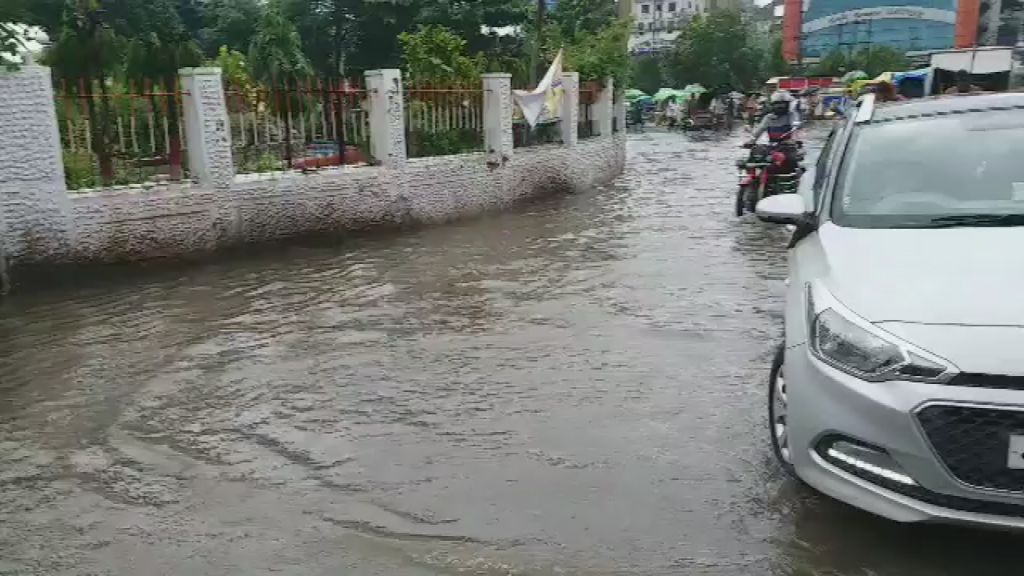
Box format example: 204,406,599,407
833,108,1024,228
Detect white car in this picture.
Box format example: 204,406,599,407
757,92,1024,528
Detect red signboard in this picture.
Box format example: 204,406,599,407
782,0,803,62
776,77,837,90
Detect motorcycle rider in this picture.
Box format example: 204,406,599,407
746,90,801,174
748,91,798,144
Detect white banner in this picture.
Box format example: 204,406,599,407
512,50,564,128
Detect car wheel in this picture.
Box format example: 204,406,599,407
769,345,796,476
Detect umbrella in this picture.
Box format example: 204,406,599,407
625,88,648,101
841,70,869,84
652,88,687,103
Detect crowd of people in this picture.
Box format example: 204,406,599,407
642,89,820,132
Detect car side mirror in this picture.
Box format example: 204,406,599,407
756,193,812,226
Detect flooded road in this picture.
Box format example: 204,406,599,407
2,130,1023,575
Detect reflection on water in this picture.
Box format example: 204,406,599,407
1,128,1020,575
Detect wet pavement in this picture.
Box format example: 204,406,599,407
2,129,1024,575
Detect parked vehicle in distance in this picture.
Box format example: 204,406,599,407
757,92,1024,529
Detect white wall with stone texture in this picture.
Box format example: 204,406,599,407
0,64,625,274
62,136,624,263
0,65,75,264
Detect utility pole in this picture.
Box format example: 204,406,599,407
531,0,547,84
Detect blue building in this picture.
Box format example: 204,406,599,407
800,0,959,59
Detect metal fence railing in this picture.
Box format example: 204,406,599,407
513,120,562,148
578,96,596,139
225,78,370,174
404,86,484,159
55,79,188,191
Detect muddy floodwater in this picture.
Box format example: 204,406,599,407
3,130,1024,575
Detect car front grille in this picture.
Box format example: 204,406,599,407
917,404,1024,493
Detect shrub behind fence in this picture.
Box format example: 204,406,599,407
225,78,371,174
55,79,188,191
404,86,484,158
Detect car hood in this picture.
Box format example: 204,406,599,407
817,224,1024,326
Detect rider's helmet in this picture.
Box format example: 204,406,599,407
769,91,793,117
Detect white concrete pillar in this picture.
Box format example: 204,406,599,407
482,73,513,164
0,64,73,269
595,77,614,137
365,69,407,168
180,68,234,189
560,72,580,147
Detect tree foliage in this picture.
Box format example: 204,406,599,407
566,19,631,86
550,0,617,44
665,11,763,90
16,0,629,89
200,0,263,54
631,54,664,95
398,25,483,86
764,36,791,79
416,0,530,54
808,46,911,78
248,2,311,83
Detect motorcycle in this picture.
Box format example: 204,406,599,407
735,130,805,217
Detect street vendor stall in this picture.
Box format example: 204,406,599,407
926,47,1013,94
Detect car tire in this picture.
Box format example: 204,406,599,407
769,344,797,477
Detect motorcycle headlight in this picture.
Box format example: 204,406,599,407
806,284,955,382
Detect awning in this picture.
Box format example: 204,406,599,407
892,68,930,84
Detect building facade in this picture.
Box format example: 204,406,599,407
628,0,743,53
781,0,1021,62
629,0,691,53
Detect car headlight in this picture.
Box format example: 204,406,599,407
812,308,904,376
806,284,954,382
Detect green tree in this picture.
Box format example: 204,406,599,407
550,0,617,43
248,2,312,84
199,0,263,55
47,0,126,184
566,18,631,86
808,49,849,77
398,25,483,86
415,0,531,54
281,0,357,78
248,1,311,166
666,11,763,90
764,35,791,78
111,0,203,179
851,46,910,77
810,46,910,78
212,46,252,92
631,54,664,94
